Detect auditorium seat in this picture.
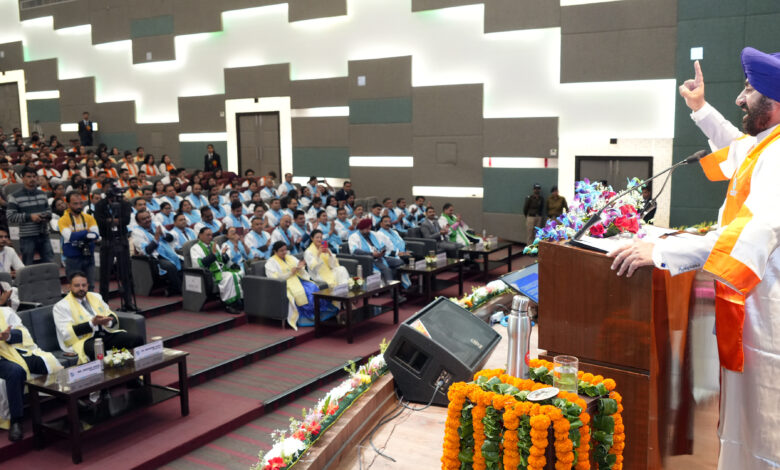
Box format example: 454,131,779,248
181,238,220,312
242,260,289,324
16,263,63,306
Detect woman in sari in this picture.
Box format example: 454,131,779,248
265,241,337,330
189,227,243,314
304,229,349,288
314,210,342,252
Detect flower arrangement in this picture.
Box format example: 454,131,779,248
425,254,438,266
524,178,646,256
450,280,510,310
347,276,364,291
252,340,389,470
442,361,624,470
103,348,133,368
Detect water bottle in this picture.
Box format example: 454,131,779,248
94,338,104,361
506,310,519,376
356,264,363,280
514,295,532,379
482,229,487,239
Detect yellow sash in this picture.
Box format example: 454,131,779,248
64,293,120,365
306,244,338,287
272,254,308,306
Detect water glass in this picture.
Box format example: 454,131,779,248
553,355,578,393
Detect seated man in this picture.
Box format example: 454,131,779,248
168,213,196,250
207,193,227,220
438,202,479,246
189,227,243,314
0,305,63,441
334,207,355,242
156,184,182,211
142,187,160,212
244,216,271,260
348,218,402,283
131,210,183,296
0,228,24,274
270,215,301,254
264,198,285,229
289,209,311,251
194,206,223,235
375,215,412,288
259,178,278,204
420,206,461,258
222,201,251,231
53,271,144,365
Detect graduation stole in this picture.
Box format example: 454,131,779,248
197,240,225,282
357,231,388,271
442,213,471,245
0,308,61,377
65,292,120,365
701,125,780,372
271,254,308,306
306,243,336,286
379,227,404,253
249,230,269,255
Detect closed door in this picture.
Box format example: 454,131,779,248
237,112,281,178
0,83,21,133
575,156,653,191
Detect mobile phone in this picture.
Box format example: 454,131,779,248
322,240,328,250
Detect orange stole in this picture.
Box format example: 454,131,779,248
702,126,780,372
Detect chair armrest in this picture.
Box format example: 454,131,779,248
116,311,147,343
404,240,426,259
17,301,43,311
339,258,358,277
241,275,288,321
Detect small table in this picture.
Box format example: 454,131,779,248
27,348,189,464
459,242,513,281
313,280,400,344
398,258,465,303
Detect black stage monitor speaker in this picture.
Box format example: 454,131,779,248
385,297,501,406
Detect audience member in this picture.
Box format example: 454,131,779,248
270,215,300,255
59,193,100,290
0,228,23,274
6,167,53,265
223,201,251,230
168,213,196,250
194,206,222,235
420,206,460,257
278,172,295,196
189,227,243,314
304,229,349,288
349,218,402,283
131,210,182,296
77,111,93,146
439,202,478,246
244,217,271,260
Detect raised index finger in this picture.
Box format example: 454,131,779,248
694,60,703,87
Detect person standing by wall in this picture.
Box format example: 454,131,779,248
545,185,568,223
523,183,544,245
77,111,93,146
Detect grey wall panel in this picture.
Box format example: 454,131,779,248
90,2,131,45
290,77,349,108
173,0,223,35
23,59,59,92
411,0,481,12
20,0,90,29
348,56,411,100
224,63,291,99
561,0,676,34
412,136,483,187
561,27,677,82
289,0,347,22
132,35,177,64
136,122,181,163
58,77,95,110
484,0,560,33
291,117,349,147
91,101,136,132
127,0,175,19
483,117,558,157
177,94,226,132
483,212,524,243
424,197,484,233
0,42,24,72
349,167,413,202
412,84,483,137
349,123,413,155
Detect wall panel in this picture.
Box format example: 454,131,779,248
22,59,59,92
0,42,25,72
412,136,483,187
484,0,560,33
293,147,349,178
349,123,412,155
291,77,349,109
348,56,411,100
483,117,558,157
412,85,483,137
288,0,347,22
224,63,291,99
178,94,226,132
132,35,177,64
291,117,349,147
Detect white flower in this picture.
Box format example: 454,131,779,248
485,280,506,291
368,354,385,371
262,437,306,465
474,287,488,298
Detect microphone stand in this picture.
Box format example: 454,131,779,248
571,150,706,243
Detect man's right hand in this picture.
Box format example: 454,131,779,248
91,315,112,327
0,326,10,342
154,224,162,241
30,213,42,223
679,60,706,112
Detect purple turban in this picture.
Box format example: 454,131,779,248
741,47,780,102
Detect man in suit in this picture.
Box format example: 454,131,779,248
203,144,222,172
419,206,460,257
77,112,93,146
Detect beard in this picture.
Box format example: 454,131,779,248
742,95,775,136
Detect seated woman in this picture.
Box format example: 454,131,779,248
189,227,243,314
179,199,202,225
304,229,350,288
154,202,176,227
265,241,337,330
223,227,251,273
314,210,342,252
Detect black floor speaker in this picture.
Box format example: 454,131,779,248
385,297,501,406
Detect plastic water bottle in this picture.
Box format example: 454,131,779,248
356,264,363,280
94,338,105,361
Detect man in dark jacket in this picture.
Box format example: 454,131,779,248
77,111,93,146
94,182,135,310
203,144,222,172
523,183,544,246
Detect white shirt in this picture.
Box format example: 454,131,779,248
53,293,115,354
0,246,24,273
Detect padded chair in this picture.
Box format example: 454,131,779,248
131,254,160,296
214,235,228,246
405,227,423,239
403,240,426,260
403,237,443,257
181,238,220,312
2,183,22,199
16,263,63,306
241,260,291,324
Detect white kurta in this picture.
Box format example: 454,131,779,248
654,103,780,469
304,248,349,288
189,242,242,304
264,256,311,329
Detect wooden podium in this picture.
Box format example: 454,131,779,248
538,241,697,470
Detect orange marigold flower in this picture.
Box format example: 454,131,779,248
555,440,574,453
603,378,617,391
592,375,604,384
581,373,594,382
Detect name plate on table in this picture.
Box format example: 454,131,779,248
414,260,427,270
332,283,349,296
8,226,19,240
365,273,382,290
476,242,484,251
488,236,499,245
67,360,103,384
435,252,447,267
134,340,164,361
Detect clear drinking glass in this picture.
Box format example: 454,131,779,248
553,355,578,393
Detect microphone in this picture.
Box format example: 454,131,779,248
571,149,707,241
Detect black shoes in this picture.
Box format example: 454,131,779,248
8,420,22,442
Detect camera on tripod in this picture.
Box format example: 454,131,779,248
75,232,99,256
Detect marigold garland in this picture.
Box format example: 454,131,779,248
441,365,624,470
